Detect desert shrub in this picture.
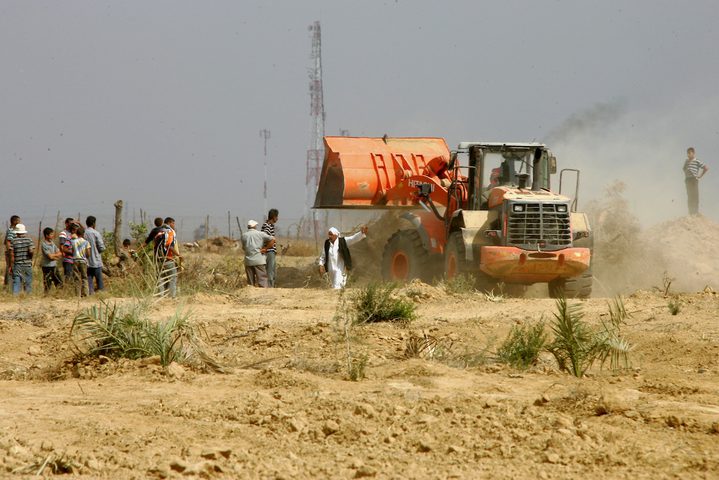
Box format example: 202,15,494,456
667,299,681,315
483,289,505,303
547,297,631,377
101,230,116,265
71,301,214,367
441,345,492,368
442,273,476,295
606,295,630,327
129,221,149,244
350,283,416,324
348,353,368,381
497,321,547,369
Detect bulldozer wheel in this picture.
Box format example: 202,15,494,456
444,232,497,292
549,268,593,299
381,230,432,282
444,232,469,279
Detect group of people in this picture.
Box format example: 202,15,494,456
240,208,369,290
2,214,182,298
3,215,106,296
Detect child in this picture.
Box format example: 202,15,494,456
71,225,91,296
40,227,63,293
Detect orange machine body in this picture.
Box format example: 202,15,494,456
314,136,455,208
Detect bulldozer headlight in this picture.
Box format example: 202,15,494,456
512,204,525,212
557,205,568,212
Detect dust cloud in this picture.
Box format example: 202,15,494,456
548,96,719,294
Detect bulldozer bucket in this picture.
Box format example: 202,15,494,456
314,136,451,208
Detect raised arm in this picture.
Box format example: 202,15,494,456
344,226,368,247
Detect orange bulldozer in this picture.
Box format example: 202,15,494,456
314,136,592,297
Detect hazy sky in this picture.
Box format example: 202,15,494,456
1,0,717,237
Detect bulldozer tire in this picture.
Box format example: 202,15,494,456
381,230,432,282
444,232,470,279
548,268,593,299
445,232,497,293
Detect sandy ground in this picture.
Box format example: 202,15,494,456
0,276,718,479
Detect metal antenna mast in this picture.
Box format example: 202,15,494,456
260,128,271,216
306,21,325,240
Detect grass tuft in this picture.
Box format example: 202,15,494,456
667,299,681,315
606,295,630,327
349,283,416,324
441,274,476,295
70,300,217,368
546,297,632,377
497,321,547,369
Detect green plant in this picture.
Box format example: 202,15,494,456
483,289,505,303
348,353,368,381
546,297,631,377
333,289,369,381
497,321,547,369
350,283,416,324
71,301,214,367
442,273,476,295
101,230,116,266
606,295,630,327
668,299,681,315
129,221,149,244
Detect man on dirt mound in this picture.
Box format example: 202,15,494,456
683,146,709,216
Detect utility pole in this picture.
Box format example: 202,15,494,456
260,128,271,216
307,20,326,242
339,129,350,137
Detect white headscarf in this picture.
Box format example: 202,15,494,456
328,227,340,236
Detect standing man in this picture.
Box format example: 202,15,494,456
318,226,368,289
155,217,181,298
9,223,34,295
261,209,279,287
4,215,21,289
84,216,106,294
683,147,709,216
241,220,274,287
40,227,63,293
143,217,165,254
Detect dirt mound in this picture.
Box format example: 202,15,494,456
396,279,444,303
588,182,719,294
641,215,719,291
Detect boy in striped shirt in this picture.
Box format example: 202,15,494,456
261,209,279,287
683,147,709,216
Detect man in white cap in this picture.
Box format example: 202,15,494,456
318,225,368,289
9,223,34,295
241,220,275,287
4,215,21,289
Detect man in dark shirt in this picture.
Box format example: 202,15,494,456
143,217,165,257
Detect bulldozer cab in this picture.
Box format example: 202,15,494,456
458,143,553,210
